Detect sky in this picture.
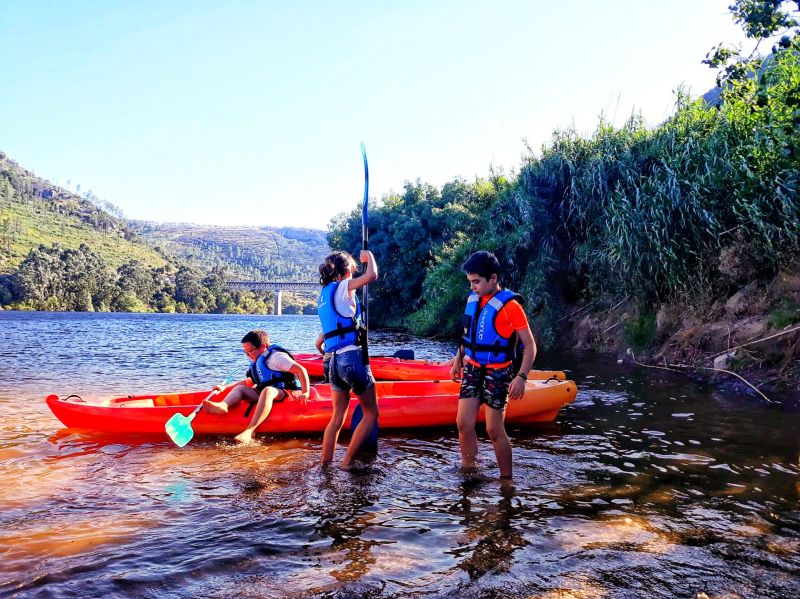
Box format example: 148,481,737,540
0,1,755,230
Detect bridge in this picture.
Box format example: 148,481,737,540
225,281,318,315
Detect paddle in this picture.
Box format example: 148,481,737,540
360,141,369,360
354,142,378,452
165,371,238,447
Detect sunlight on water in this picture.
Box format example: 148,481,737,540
0,311,798,597
1,514,157,560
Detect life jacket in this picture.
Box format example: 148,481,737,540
248,345,300,391
462,288,524,366
318,281,363,352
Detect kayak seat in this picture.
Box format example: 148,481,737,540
153,394,182,407
121,399,156,408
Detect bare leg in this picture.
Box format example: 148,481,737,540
321,388,350,464
456,397,481,469
203,385,256,414
234,387,281,444
341,384,379,470
485,406,512,479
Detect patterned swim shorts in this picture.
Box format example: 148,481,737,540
459,361,514,410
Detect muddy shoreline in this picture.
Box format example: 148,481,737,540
556,264,800,405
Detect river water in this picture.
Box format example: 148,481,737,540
0,311,798,598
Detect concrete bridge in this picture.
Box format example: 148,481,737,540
225,280,318,315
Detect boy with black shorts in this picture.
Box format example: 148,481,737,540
449,251,537,479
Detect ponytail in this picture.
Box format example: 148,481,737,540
319,251,356,286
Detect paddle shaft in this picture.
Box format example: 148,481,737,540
186,368,240,422
360,142,369,333
186,388,219,423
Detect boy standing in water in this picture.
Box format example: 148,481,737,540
317,250,378,469
203,329,310,444
449,251,537,479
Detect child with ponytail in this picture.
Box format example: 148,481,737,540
317,250,378,469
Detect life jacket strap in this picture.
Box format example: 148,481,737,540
323,323,358,340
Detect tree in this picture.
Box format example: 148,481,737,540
174,265,213,312
112,260,157,311
704,0,799,86
16,243,114,311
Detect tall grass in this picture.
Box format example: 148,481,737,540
514,49,799,308
338,48,799,346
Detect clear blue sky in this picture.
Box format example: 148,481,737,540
0,1,752,230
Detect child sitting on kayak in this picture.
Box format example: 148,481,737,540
449,251,537,479
203,329,310,444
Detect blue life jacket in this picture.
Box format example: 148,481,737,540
248,345,300,391
462,288,524,365
318,281,363,352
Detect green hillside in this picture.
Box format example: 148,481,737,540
0,152,166,274
0,150,329,314
130,222,329,281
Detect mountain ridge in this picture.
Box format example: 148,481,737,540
0,150,329,282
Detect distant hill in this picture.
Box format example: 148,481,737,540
0,150,330,284
0,151,168,274
129,222,330,281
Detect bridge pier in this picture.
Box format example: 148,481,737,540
224,281,318,316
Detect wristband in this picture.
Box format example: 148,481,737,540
516,372,527,381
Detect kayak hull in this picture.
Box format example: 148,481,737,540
45,379,577,437
294,353,566,382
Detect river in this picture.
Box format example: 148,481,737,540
0,311,798,598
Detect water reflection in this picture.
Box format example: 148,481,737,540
0,312,799,597
450,479,527,579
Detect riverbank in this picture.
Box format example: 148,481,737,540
560,262,800,404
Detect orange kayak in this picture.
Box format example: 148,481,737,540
45,379,577,437
294,353,566,382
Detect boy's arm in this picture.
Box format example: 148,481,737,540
287,361,310,403
315,333,325,354
516,327,537,375
508,326,536,400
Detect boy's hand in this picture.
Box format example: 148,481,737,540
450,361,462,382
508,376,526,401
297,391,310,405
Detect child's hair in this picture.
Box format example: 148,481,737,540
319,251,356,286
462,251,501,279
241,329,270,348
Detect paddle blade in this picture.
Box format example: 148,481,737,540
350,403,378,453
165,413,195,447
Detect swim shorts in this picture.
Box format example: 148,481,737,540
459,361,514,410
330,348,375,395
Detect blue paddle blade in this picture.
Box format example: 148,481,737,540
350,403,378,453
165,413,195,447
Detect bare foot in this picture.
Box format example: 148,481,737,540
234,430,254,445
203,399,228,415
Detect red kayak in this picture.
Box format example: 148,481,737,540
294,353,566,382
45,379,577,437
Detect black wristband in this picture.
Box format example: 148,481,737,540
516,372,527,380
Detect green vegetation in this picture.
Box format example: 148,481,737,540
624,312,658,353
768,301,800,327
0,154,323,314
130,222,328,281
328,0,799,349
0,154,165,273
